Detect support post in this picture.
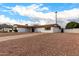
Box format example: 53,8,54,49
55,11,57,24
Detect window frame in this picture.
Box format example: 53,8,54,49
45,27,51,30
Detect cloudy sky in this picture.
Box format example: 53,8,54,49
0,3,79,28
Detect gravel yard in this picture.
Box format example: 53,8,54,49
0,33,78,56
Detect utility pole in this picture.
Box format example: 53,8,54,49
55,11,57,24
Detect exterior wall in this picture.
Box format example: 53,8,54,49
64,28,79,33
4,28,12,32
34,27,61,33
34,27,53,33
28,28,33,32
0,29,3,31
17,28,29,32
53,27,61,33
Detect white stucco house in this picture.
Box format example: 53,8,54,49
14,24,61,33
0,24,13,32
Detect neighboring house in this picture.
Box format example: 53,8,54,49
14,24,61,33
0,24,13,32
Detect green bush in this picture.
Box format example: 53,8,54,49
66,22,79,29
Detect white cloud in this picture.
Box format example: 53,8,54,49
27,4,43,10
0,15,27,25
40,7,49,11
58,8,79,19
12,4,79,20
0,15,17,25
12,4,52,19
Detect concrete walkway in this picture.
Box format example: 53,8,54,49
0,33,44,42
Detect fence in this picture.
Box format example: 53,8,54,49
64,28,79,33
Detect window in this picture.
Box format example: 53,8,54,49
45,27,51,30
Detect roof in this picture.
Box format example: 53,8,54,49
14,24,61,29
27,24,61,29
13,24,28,28
0,24,13,28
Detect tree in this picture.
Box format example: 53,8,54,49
66,22,79,29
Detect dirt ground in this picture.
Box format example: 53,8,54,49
0,32,33,37
0,33,44,42
0,33,79,56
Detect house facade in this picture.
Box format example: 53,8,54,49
0,24,13,32
14,24,61,33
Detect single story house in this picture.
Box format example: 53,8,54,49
0,24,13,32
14,24,61,33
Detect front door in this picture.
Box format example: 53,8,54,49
61,28,64,33
32,28,34,32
